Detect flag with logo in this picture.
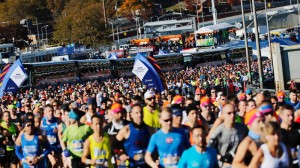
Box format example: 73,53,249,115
132,53,166,92
0,59,28,97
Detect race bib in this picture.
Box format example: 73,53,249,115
72,140,83,152
133,150,145,165
47,135,57,144
0,147,5,157
162,154,179,167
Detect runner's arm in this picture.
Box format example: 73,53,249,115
38,134,51,157
81,138,96,166
145,151,158,168
248,148,263,168
232,138,251,168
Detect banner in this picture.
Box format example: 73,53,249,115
196,38,214,47
0,59,28,97
132,53,166,92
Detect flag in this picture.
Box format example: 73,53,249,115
132,53,166,92
0,59,28,97
0,63,11,85
147,53,168,90
158,49,166,55
108,52,118,60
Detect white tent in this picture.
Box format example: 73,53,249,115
195,23,234,34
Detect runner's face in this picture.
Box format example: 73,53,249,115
188,110,197,123
92,118,101,133
160,111,172,130
2,112,9,122
34,117,41,128
45,107,54,120
280,109,294,126
131,106,142,125
193,128,206,148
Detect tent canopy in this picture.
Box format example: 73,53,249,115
271,38,298,46
195,23,234,34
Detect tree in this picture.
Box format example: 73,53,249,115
0,0,52,23
52,0,110,46
119,0,154,19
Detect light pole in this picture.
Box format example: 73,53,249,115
264,0,273,70
35,17,40,49
192,3,199,30
241,0,252,83
107,21,115,43
178,0,182,17
41,27,44,47
252,0,263,88
102,0,107,28
44,25,49,46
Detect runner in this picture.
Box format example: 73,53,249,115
40,104,62,167
178,125,219,168
208,104,248,167
249,121,291,168
82,115,112,168
143,90,161,133
1,111,19,168
232,111,264,167
61,110,93,168
15,118,51,168
80,98,98,126
116,104,151,167
145,107,190,168
279,104,300,167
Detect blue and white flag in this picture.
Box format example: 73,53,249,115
108,52,118,60
0,59,28,97
132,53,165,92
158,49,166,55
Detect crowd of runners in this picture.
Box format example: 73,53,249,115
0,59,299,168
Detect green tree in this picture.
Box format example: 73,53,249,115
52,0,109,46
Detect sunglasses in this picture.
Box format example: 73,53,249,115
147,97,155,101
163,118,172,123
264,112,273,116
226,111,235,115
26,124,33,127
203,105,210,108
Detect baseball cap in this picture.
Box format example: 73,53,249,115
69,110,79,120
111,103,123,114
87,98,96,105
172,95,184,105
246,89,252,95
144,90,155,100
171,104,183,116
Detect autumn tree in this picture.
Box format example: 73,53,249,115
53,0,110,47
119,0,154,20
0,0,52,24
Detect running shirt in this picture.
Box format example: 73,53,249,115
41,117,62,154
0,127,5,158
88,133,112,168
62,124,93,158
260,143,289,168
0,121,17,151
123,123,150,167
147,128,190,167
143,106,161,129
178,146,218,168
21,132,44,168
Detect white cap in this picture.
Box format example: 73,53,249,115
216,92,223,101
144,90,155,100
46,100,51,105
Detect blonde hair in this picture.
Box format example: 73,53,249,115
261,121,280,142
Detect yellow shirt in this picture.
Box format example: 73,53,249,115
88,133,113,168
143,106,161,128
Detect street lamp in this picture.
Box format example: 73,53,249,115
34,17,40,49
264,0,273,70
45,25,48,46
192,3,199,30
107,21,115,42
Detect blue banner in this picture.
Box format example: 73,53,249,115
0,59,28,97
132,53,165,92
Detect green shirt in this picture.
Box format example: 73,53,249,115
62,124,93,158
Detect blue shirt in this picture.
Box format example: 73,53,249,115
285,100,300,111
147,128,190,167
178,146,218,168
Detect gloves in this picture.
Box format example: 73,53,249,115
63,149,71,157
220,153,233,163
